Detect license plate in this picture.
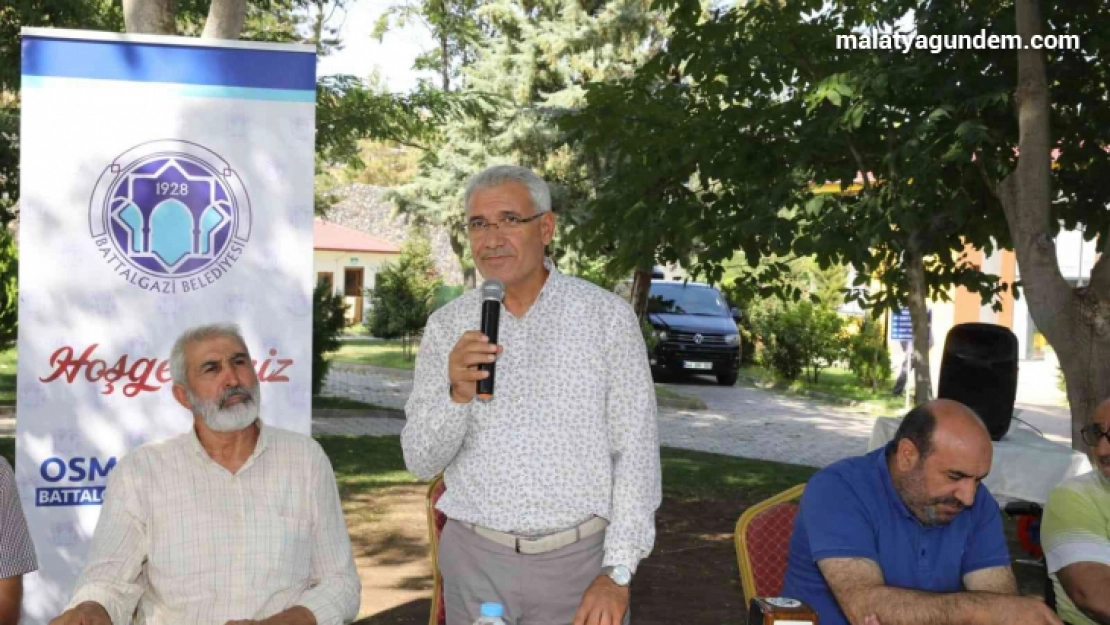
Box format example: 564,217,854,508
683,361,713,370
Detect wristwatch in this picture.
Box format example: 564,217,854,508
601,565,632,587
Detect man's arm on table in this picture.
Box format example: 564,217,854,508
1057,562,1110,624
818,558,1058,625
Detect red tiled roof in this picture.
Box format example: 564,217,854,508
314,219,401,254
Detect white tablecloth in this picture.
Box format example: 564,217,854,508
868,417,1093,505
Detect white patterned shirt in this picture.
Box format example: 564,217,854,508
68,423,360,624
0,457,38,579
403,259,661,572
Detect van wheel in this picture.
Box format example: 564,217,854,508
717,371,738,387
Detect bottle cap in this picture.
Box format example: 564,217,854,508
479,603,504,618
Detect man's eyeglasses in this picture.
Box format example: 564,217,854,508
1080,424,1110,447
466,213,544,235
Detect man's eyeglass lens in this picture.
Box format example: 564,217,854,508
467,214,542,234
1081,425,1110,446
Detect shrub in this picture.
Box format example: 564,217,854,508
0,229,15,353
847,314,891,390
754,299,844,383
367,232,442,357
312,281,347,395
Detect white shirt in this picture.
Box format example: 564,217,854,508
68,423,360,624
403,259,661,572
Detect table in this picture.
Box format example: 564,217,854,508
868,417,1093,505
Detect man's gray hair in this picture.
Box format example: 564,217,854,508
169,323,249,387
464,165,552,215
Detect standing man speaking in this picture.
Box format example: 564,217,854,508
403,165,661,625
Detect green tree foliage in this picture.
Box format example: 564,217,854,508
373,0,486,92
391,0,669,287
560,0,1018,404
339,140,421,187
368,232,443,356
312,280,347,395
562,0,1110,434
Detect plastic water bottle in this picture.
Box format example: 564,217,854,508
474,602,507,625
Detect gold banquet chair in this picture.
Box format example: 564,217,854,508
735,484,818,624
426,475,448,625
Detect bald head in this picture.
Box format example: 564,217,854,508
931,398,991,446
891,398,990,460
889,399,993,526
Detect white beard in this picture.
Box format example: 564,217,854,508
189,386,261,432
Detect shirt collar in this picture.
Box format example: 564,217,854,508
504,257,561,320
187,419,270,473
537,257,562,300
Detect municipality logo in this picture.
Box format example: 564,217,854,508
89,140,252,294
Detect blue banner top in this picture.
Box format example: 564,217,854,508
22,33,316,91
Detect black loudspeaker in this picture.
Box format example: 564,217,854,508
937,323,1019,441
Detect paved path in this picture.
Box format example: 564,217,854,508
321,364,878,468
4,363,1074,470
654,378,876,467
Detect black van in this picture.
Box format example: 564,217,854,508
646,280,742,386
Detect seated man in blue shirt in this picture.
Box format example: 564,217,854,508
783,399,1060,625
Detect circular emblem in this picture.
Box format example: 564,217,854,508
694,333,704,344
89,140,252,294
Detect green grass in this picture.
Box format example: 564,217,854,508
0,349,14,406
329,339,417,370
343,324,370,337
661,446,816,500
0,435,814,503
654,386,686,401
312,395,395,411
741,364,906,414
316,436,421,497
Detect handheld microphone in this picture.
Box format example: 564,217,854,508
476,280,504,401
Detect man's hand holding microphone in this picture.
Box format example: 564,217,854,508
448,280,504,404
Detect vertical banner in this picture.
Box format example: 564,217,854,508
15,29,316,622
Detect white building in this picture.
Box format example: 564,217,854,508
313,218,401,326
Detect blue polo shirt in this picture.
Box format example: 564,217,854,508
781,445,1010,625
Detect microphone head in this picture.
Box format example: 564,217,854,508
480,279,505,302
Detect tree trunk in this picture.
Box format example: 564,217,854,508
202,0,247,39
630,265,653,320
123,0,176,34
440,31,451,92
448,229,476,288
996,0,1110,451
905,239,933,406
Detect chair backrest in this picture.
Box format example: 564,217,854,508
735,483,805,606
427,476,448,625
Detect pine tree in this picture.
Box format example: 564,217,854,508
390,0,669,287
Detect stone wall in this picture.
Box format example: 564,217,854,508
322,184,464,285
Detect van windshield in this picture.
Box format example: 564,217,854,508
647,284,729,316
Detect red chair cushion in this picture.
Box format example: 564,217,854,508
744,502,800,598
